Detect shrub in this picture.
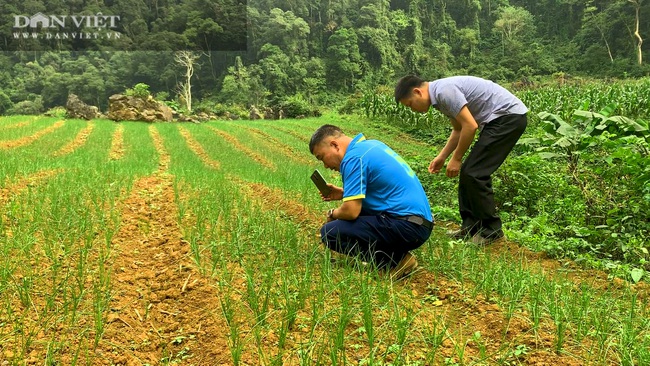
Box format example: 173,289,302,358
278,94,320,118
0,91,12,115
210,103,248,120
125,83,151,99
44,106,67,118
164,100,181,112
155,91,170,101
8,97,44,115
338,93,362,114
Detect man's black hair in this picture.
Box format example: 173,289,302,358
394,75,426,103
309,124,343,154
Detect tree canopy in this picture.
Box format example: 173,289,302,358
0,0,648,112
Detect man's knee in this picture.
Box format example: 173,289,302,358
320,222,335,244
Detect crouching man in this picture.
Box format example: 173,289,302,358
309,124,433,280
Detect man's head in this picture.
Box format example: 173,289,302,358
309,124,350,171
394,75,431,113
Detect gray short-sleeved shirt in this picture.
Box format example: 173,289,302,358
428,76,528,127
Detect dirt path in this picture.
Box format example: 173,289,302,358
177,125,221,170
52,121,95,157
109,124,125,161
98,125,230,365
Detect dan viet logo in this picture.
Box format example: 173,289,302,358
13,12,121,40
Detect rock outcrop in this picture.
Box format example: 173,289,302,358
249,105,263,120
66,94,100,120
107,94,173,122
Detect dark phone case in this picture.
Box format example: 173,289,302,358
310,170,331,196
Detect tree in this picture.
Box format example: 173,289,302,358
627,0,644,65
584,3,615,63
0,91,12,115
175,51,200,112
221,56,252,105
261,8,311,56
258,43,292,96
325,28,362,90
494,6,536,55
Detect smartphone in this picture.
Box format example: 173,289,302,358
310,169,331,196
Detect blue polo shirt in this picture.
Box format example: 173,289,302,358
341,134,433,221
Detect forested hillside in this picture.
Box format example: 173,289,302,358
0,0,648,113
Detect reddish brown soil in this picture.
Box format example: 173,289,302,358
0,120,65,150
0,170,62,206
207,126,276,170
109,123,125,161
95,125,231,364
241,126,315,166
177,125,221,169
53,121,95,157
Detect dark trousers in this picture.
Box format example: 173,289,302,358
320,214,432,268
459,113,527,238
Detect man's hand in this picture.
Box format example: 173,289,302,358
428,156,445,174
446,158,462,177
322,184,343,201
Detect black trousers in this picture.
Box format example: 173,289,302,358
320,213,432,268
459,113,527,238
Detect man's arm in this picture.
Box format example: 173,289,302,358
328,199,362,221
444,106,478,177
437,121,461,160
428,116,461,173
450,106,478,162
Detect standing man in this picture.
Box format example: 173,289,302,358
395,75,527,244
309,124,433,280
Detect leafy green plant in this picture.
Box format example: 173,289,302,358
8,97,44,115
521,104,648,172
125,83,151,99
0,90,12,114
44,106,67,118
278,94,320,118
509,104,650,269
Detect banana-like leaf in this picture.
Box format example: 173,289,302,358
556,120,577,137
517,137,541,146
553,136,574,148
607,116,648,133
599,103,617,117
538,152,562,159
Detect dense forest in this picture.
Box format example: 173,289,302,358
0,0,648,114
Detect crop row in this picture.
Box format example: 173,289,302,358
0,116,648,365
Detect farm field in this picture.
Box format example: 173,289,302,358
0,115,649,365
